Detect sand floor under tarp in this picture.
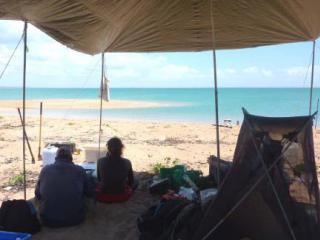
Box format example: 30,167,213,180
32,190,156,240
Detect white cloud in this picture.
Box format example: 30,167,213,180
158,64,200,79
286,66,309,77
243,66,258,73
0,21,208,87
241,66,273,77
1,20,314,88
261,69,273,77
285,65,320,83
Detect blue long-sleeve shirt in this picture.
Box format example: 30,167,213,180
35,161,90,227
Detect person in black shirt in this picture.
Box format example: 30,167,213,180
97,137,137,195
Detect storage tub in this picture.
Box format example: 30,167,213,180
0,231,31,240
42,146,59,166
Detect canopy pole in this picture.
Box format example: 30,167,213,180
210,0,221,186
98,52,105,155
22,21,28,200
38,102,43,160
309,40,316,115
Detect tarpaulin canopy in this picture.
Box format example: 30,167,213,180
0,0,320,54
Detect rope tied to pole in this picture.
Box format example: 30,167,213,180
0,31,24,81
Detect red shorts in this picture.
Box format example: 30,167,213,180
95,185,133,203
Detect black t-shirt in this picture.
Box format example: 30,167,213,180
97,155,134,194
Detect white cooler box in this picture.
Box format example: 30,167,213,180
83,146,107,162
42,146,59,166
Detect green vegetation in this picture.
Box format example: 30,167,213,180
164,157,180,166
152,162,166,175
67,122,75,126
8,173,24,186
151,157,181,174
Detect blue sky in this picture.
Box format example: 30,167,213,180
0,20,319,88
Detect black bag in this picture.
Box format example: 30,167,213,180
137,199,188,240
167,203,204,240
0,200,41,234
149,178,170,195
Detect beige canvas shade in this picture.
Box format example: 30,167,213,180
0,0,320,54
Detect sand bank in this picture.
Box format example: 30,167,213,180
0,99,180,110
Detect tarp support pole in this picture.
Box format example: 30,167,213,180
22,21,28,200
38,102,43,160
309,40,316,115
210,0,221,186
315,98,319,129
98,52,105,155
213,50,221,186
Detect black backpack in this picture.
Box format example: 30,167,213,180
0,200,41,234
137,199,189,240
167,203,204,240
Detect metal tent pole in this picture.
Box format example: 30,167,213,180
98,53,104,155
315,98,319,129
22,21,28,200
309,40,316,115
212,50,221,186
210,0,221,186
38,102,43,160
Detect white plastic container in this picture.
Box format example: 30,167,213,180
83,146,107,162
42,146,59,166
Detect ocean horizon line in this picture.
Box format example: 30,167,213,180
0,86,319,89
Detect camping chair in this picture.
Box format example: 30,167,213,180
193,109,320,240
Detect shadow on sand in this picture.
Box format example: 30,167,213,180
33,171,157,240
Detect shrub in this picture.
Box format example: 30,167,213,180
8,173,24,186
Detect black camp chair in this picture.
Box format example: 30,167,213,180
193,109,320,240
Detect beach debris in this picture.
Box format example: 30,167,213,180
3,186,12,191
223,119,232,127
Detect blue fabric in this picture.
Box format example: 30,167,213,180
35,161,91,228
26,201,37,215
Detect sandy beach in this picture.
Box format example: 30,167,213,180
0,114,237,199
0,114,319,239
0,114,319,200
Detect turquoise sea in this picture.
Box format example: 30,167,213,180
0,87,319,123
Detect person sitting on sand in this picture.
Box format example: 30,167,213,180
35,147,91,228
96,137,137,202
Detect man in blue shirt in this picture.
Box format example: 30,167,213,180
35,147,91,228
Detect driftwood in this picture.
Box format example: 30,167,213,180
17,107,35,164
